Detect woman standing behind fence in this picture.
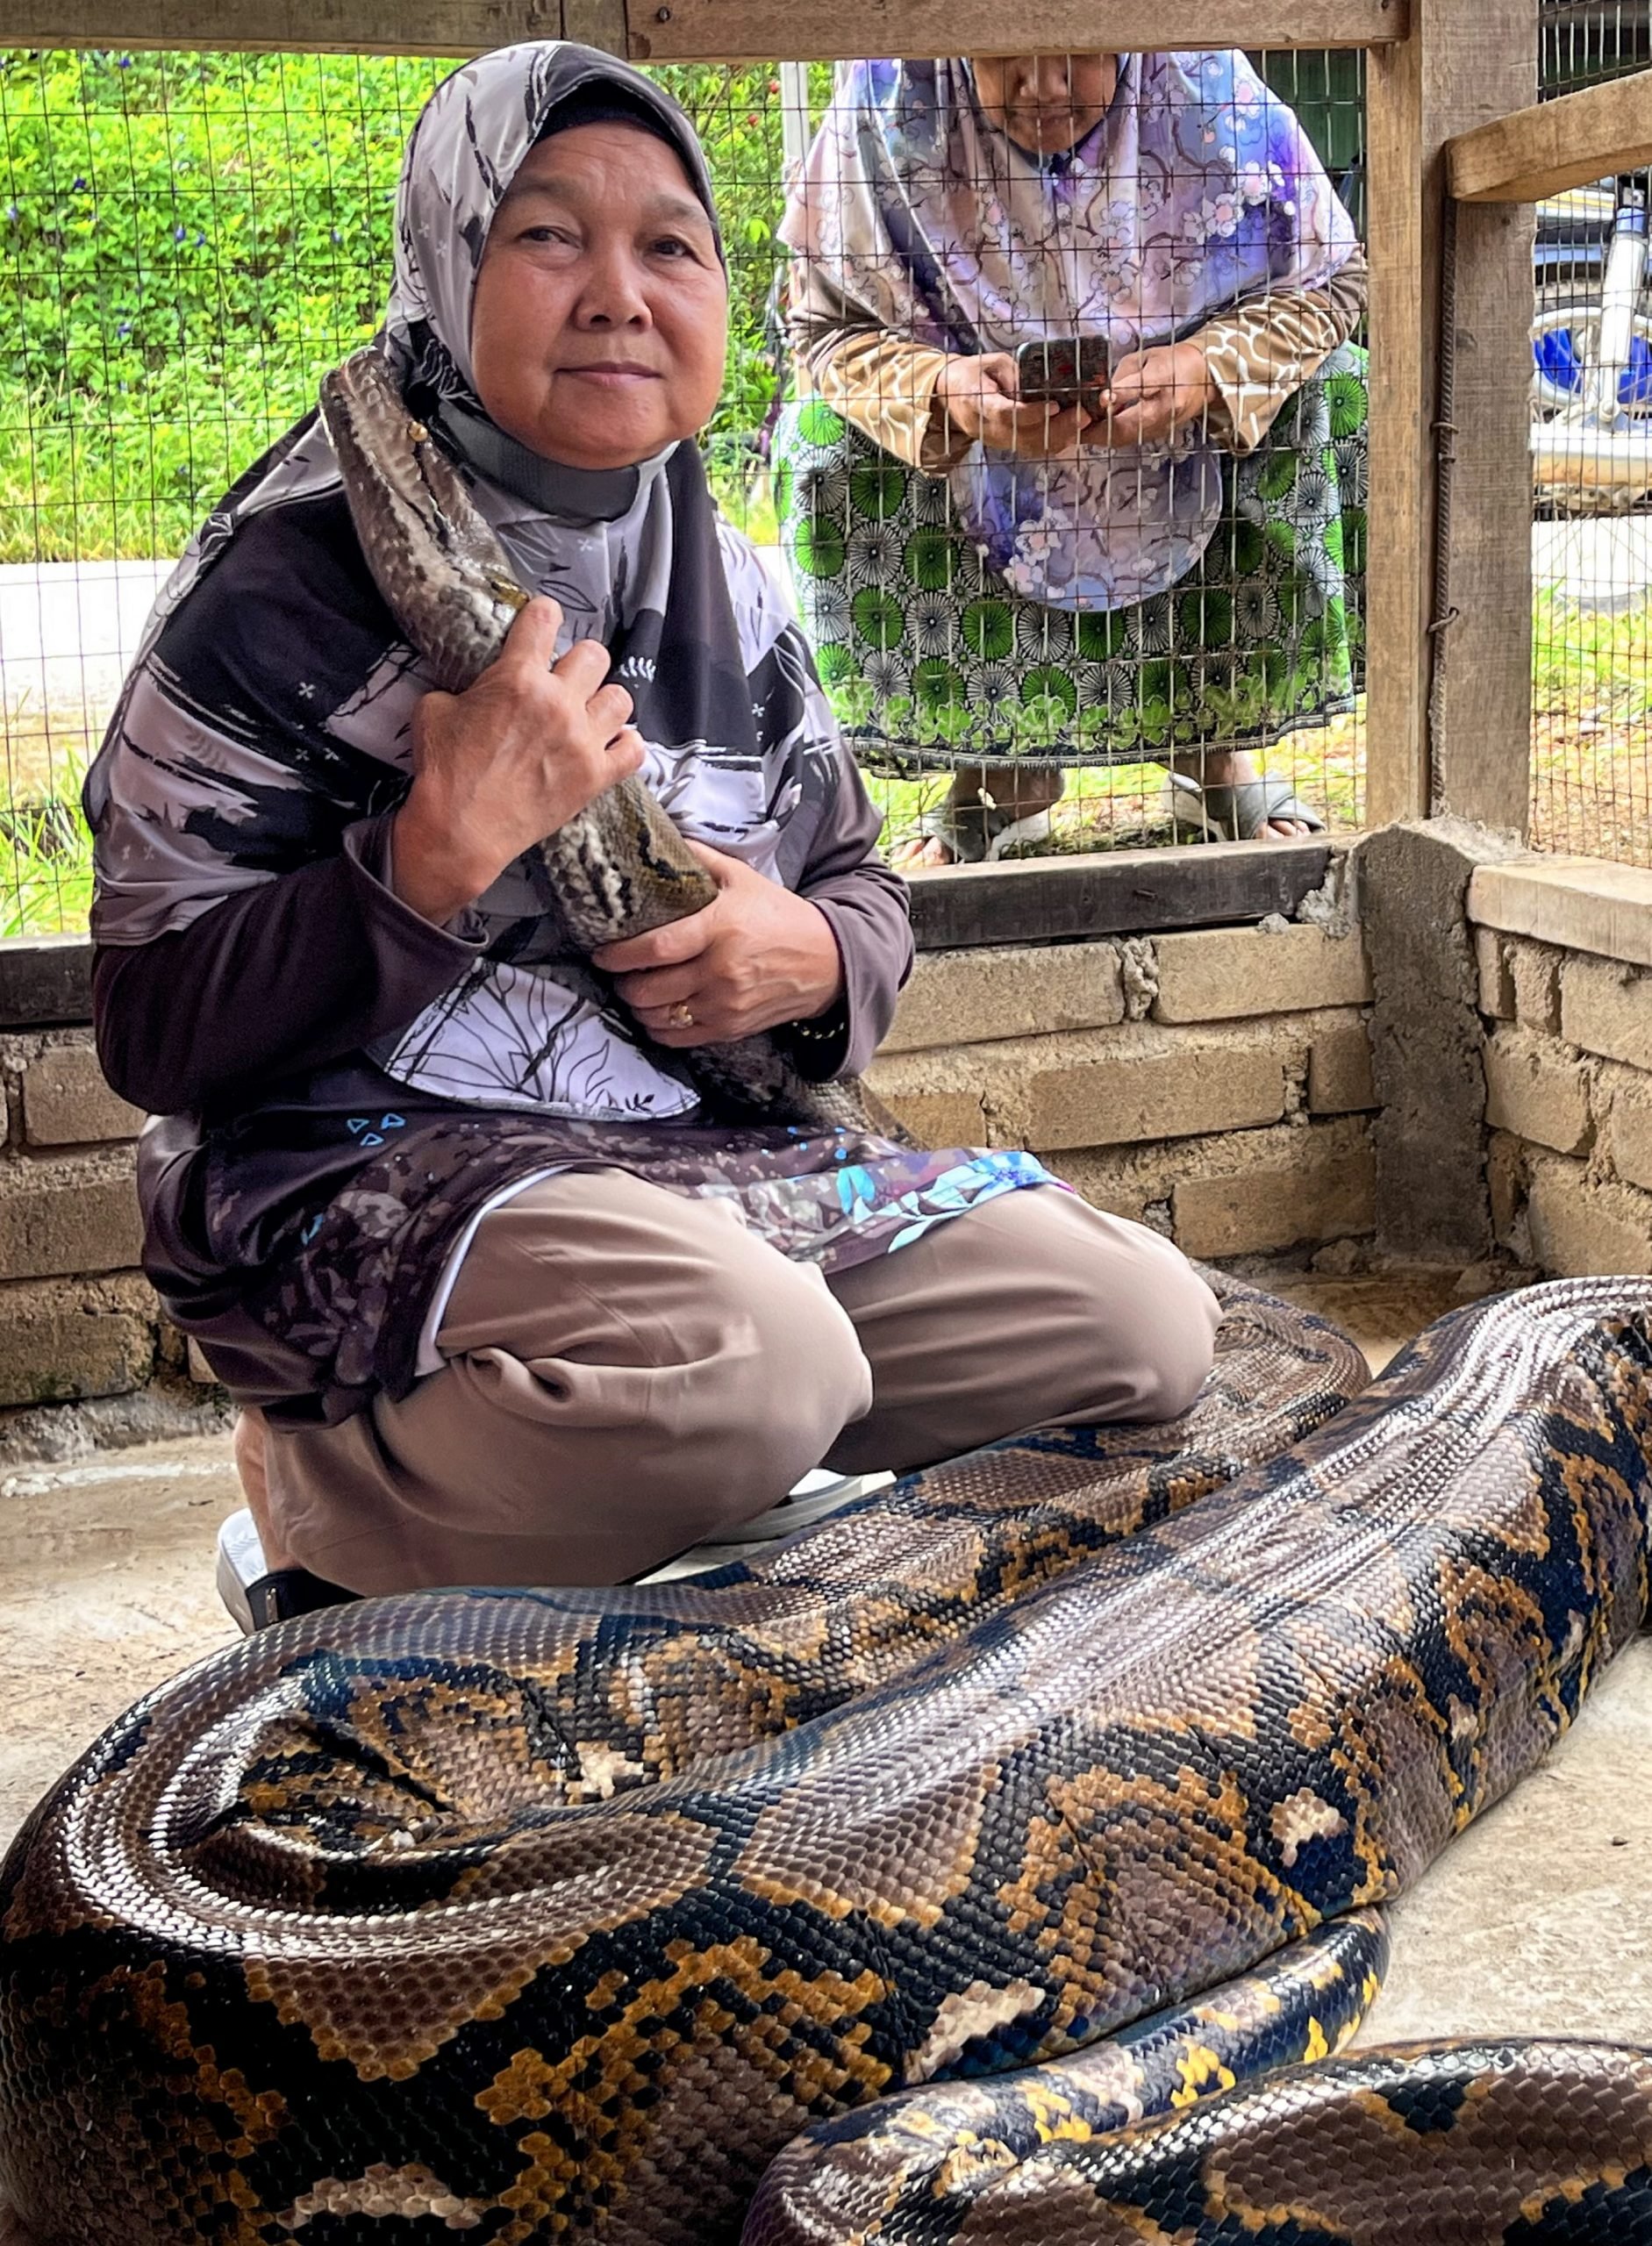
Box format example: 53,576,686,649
776,52,1370,865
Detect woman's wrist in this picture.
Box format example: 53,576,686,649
790,899,847,1022
389,793,500,926
931,354,980,440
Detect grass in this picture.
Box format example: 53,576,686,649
1,580,1645,939
0,776,92,937
1530,589,1652,863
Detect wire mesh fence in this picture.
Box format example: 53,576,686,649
0,44,1372,934
1528,3,1652,862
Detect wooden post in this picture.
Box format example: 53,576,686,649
1364,0,1536,836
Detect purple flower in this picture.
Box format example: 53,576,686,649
173,224,186,240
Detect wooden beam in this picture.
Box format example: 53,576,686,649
13,0,1406,57
1362,0,1535,840
630,0,1406,66
4,0,607,55
906,840,1335,953
0,852,1337,1016
1448,70,1652,205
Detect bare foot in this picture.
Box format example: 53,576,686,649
1173,749,1314,841
890,833,961,871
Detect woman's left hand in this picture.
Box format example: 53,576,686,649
1085,341,1216,448
593,841,844,1047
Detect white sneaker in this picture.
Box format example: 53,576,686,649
635,1469,895,1584
216,1506,268,1635
216,1471,898,1623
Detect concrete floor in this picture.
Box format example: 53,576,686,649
0,1277,1648,2240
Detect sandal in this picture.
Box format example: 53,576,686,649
894,799,1055,868
1166,771,1327,842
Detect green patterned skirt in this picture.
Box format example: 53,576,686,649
773,346,1368,772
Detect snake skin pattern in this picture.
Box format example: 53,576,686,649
318,344,885,1138
4,1275,1652,2242
752,2036,1652,2242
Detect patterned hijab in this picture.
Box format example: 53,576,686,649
386,46,722,448
781,54,1358,610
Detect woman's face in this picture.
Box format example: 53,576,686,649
972,54,1118,154
470,120,727,473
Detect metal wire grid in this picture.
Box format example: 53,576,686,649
1528,4,1652,863
0,48,1368,932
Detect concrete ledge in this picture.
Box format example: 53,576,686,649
1470,856,1652,971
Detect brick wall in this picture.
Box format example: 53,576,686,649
869,920,1377,1260
0,904,1377,1447
1471,859,1652,1277
0,1028,167,1416
14,848,1651,1450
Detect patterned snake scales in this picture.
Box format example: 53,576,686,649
4,354,1652,2242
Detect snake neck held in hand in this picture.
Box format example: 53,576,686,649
318,341,900,1141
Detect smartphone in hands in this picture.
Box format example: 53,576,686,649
1013,335,1112,404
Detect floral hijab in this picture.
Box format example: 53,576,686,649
782,53,1359,609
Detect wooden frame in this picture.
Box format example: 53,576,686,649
630,0,1402,65
14,0,1406,58
1448,69,1652,204
1366,0,1538,837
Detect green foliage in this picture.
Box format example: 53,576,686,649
0,49,827,563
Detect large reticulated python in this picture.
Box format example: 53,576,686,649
5,360,1652,2239
4,1274,1652,2242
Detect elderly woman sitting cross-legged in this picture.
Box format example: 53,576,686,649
85,42,1219,1627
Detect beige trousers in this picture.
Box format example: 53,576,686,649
266,1174,1220,1596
